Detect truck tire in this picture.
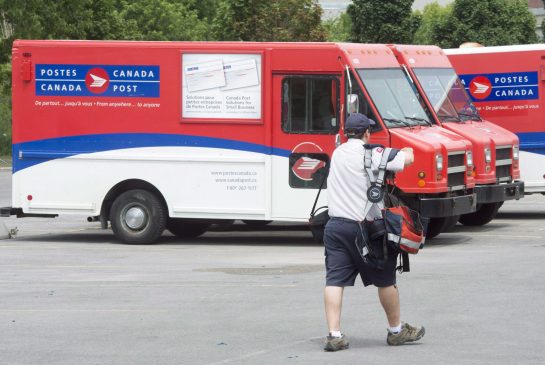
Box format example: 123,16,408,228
426,217,446,239
241,220,272,227
167,219,209,238
110,189,166,244
459,202,502,226
426,215,460,239
441,215,460,232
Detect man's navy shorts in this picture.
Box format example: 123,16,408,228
324,217,399,288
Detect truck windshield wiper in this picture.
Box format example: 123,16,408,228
437,114,461,122
458,112,482,121
405,116,432,126
383,118,411,127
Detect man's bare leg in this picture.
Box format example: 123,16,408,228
378,285,400,327
324,286,344,332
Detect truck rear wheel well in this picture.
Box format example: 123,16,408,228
100,180,168,222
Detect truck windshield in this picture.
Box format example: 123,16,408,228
412,68,481,122
357,68,432,128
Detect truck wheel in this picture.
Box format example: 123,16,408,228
441,215,460,232
110,189,166,244
242,220,272,227
459,202,502,226
426,217,446,239
167,219,209,238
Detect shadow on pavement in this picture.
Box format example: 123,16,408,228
13,227,321,247
495,211,545,220
424,233,473,247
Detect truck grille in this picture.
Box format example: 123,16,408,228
495,145,512,182
496,146,511,160
448,172,465,187
447,151,466,189
448,153,465,168
496,165,511,181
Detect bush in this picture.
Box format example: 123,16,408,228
0,62,12,156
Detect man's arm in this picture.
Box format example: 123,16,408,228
401,147,414,167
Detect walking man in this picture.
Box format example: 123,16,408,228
323,113,424,351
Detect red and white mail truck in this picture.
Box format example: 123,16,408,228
390,44,524,226
446,44,545,195
3,41,476,243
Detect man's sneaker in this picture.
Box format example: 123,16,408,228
324,334,349,351
387,322,425,346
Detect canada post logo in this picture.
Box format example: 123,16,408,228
292,156,326,181
459,71,538,102
35,64,160,97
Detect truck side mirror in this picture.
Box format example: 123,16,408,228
348,94,359,113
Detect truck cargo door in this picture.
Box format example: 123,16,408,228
271,74,341,220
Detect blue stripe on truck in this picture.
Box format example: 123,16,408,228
12,133,291,173
517,132,545,155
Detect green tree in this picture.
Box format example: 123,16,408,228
0,62,11,156
120,0,210,41
323,12,352,42
542,1,545,41
347,0,421,43
212,0,327,41
421,0,538,48
413,2,453,45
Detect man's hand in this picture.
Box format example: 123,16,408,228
401,147,414,166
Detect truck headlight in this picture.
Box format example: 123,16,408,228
484,147,491,163
466,151,473,168
435,154,443,172
513,145,519,160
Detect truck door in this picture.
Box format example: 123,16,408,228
271,74,341,220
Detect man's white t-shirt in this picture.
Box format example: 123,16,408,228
327,138,406,221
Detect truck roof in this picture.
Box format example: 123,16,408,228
390,44,452,68
445,44,545,55
13,40,401,68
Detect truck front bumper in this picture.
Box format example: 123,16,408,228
475,181,524,204
418,193,477,218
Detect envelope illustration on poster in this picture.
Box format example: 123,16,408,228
184,60,226,93
221,59,259,91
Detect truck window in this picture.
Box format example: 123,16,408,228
413,68,480,122
358,68,432,128
282,76,339,134
346,72,382,133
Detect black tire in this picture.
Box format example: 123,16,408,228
167,219,209,238
110,189,166,244
441,215,460,232
241,220,273,227
459,202,503,226
426,217,446,239
426,215,461,239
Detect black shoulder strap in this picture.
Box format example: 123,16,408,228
310,168,328,217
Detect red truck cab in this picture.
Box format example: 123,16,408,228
340,43,476,238
390,44,523,226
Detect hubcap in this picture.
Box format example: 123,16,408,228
124,206,147,230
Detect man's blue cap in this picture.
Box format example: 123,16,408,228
345,113,375,131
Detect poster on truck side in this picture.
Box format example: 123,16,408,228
181,53,262,120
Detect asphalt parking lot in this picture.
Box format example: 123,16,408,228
1,169,544,365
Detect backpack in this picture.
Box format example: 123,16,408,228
361,146,428,271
